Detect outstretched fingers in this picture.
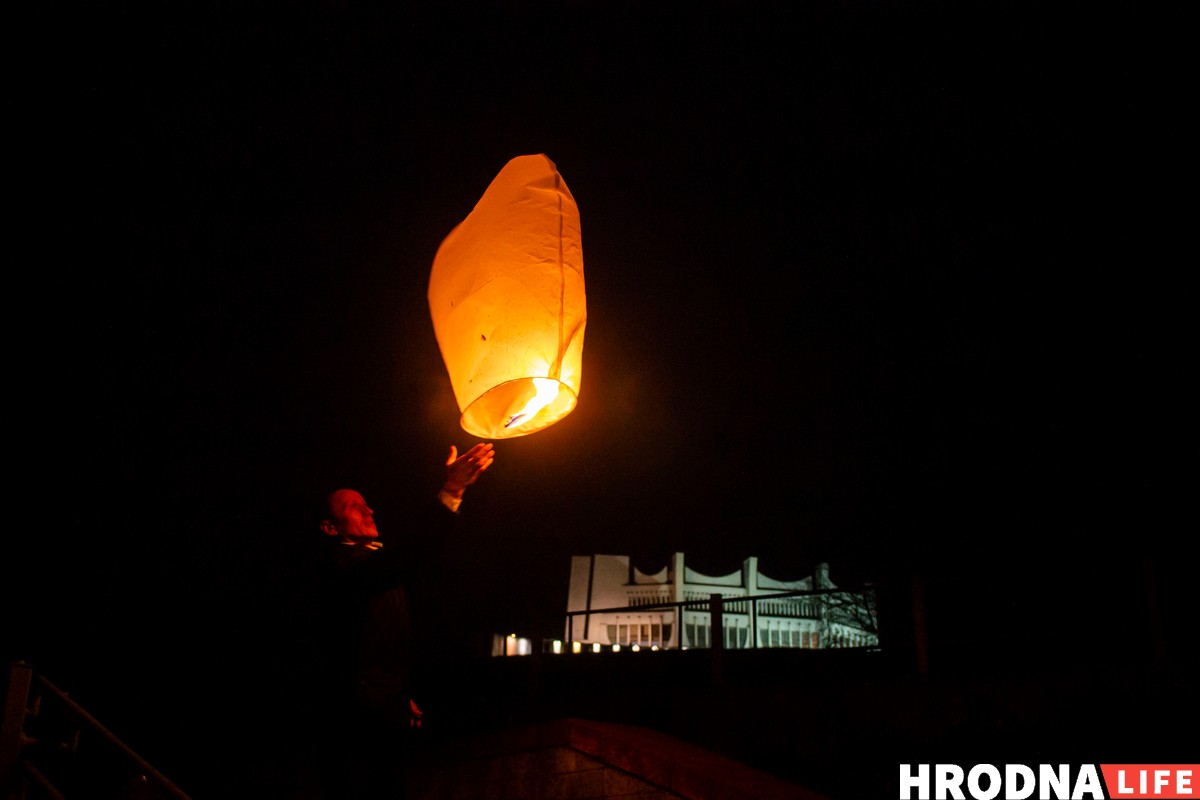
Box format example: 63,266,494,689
446,442,495,487
465,442,495,472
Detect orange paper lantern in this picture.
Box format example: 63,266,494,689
428,154,586,439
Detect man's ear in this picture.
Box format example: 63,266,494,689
320,520,339,537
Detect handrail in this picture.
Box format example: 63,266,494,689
564,586,879,651
32,674,193,800
565,586,874,619
20,759,67,800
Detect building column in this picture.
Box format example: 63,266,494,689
670,552,685,648
743,556,759,648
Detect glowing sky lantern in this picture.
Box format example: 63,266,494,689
428,154,586,439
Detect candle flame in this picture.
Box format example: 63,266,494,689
505,378,561,429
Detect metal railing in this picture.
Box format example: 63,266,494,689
563,586,879,652
2,662,192,800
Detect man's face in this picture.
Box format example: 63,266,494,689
326,489,378,540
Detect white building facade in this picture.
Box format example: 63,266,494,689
564,553,879,651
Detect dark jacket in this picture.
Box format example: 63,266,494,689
315,501,456,722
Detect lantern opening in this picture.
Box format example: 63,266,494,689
461,376,577,439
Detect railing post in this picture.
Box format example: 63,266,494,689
709,594,724,687
2,661,33,794
750,595,758,648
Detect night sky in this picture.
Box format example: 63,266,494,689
8,0,1193,775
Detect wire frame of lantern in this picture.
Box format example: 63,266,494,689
428,154,586,439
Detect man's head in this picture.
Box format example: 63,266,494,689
321,489,378,541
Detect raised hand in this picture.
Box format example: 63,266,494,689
444,442,495,495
